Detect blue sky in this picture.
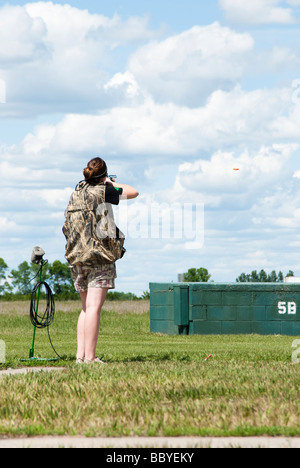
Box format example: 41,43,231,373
1,1,300,294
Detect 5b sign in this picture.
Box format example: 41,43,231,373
278,301,297,315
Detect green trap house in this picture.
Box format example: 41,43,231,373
150,281,300,336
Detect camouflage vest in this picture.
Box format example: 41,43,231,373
63,181,125,266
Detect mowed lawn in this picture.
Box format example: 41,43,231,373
0,300,299,438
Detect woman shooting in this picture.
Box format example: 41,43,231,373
63,157,139,364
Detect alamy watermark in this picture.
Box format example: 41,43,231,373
292,339,300,364
0,79,6,104
97,201,205,249
0,340,5,364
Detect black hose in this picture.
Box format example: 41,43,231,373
30,280,63,360
30,281,55,329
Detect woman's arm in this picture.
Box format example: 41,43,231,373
105,178,139,200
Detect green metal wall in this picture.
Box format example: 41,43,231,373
150,282,300,336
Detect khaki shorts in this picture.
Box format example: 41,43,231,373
70,263,117,292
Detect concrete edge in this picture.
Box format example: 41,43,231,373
0,436,299,448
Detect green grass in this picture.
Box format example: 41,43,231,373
0,300,300,438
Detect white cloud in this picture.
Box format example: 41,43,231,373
12,100,186,158
104,71,144,102
269,102,300,139
0,4,48,65
166,141,300,281
0,217,17,233
6,84,295,165
128,22,254,106
22,124,56,156
0,158,78,188
0,2,162,117
219,0,299,25
39,188,74,208
173,144,299,208
25,2,161,50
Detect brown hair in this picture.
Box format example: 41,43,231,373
83,157,107,183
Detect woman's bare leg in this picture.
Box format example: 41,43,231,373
77,288,109,361
77,291,87,361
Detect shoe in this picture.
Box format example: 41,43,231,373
76,357,85,364
84,357,105,364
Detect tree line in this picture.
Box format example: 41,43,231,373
1,260,295,301
183,268,295,283
236,269,295,283
0,258,149,301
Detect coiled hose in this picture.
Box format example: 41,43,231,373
30,278,63,360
